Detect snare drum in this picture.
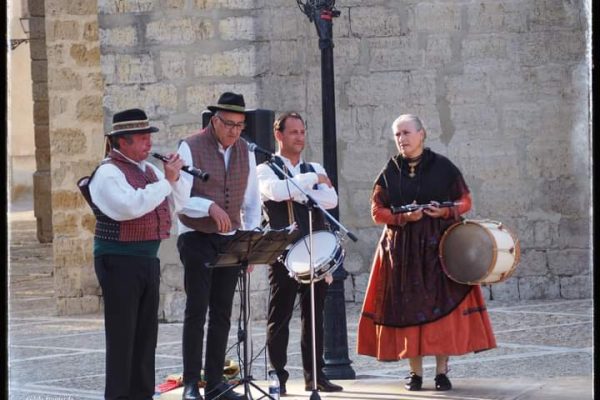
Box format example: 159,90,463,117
284,230,345,284
439,219,520,285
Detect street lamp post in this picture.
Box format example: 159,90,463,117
296,0,356,380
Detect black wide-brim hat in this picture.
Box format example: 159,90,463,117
207,92,246,114
107,108,160,136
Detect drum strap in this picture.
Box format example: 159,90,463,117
270,158,319,228
280,164,296,227
450,205,459,221
77,160,109,210
287,200,294,226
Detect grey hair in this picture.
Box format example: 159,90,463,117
109,133,133,149
391,114,426,138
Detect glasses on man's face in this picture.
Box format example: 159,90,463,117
216,114,246,131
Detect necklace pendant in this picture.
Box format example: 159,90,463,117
408,165,417,178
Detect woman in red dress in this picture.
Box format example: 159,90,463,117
357,114,496,391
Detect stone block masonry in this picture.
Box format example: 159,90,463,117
43,0,590,319
45,0,105,315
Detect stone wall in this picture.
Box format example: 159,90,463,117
311,0,592,303
28,0,53,243
48,0,590,318
45,0,105,314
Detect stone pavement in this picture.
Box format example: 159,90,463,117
7,204,595,400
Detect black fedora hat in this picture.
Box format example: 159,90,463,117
107,108,160,136
207,92,246,114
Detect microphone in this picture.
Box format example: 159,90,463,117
151,152,210,182
245,141,274,159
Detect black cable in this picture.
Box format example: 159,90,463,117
250,275,304,367
235,272,246,376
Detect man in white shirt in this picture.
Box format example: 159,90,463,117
83,108,189,399
176,92,261,400
256,111,343,394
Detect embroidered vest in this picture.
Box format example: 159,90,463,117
89,150,171,241
178,125,249,233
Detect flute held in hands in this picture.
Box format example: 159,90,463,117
151,152,210,181
391,201,459,214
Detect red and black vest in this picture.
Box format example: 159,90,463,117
88,150,171,241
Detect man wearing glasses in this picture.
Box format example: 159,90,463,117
176,92,261,400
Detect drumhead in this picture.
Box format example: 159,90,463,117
440,221,495,284
285,231,338,274
295,245,345,284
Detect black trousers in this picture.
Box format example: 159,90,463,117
178,231,241,388
94,254,160,400
266,259,327,384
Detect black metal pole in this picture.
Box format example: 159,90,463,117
316,15,338,194
311,6,356,380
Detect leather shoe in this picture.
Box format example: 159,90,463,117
304,378,343,392
279,382,287,396
205,382,247,400
404,373,422,391
182,383,203,400
434,373,452,391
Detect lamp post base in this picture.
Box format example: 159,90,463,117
323,266,356,380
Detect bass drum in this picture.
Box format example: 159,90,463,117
439,219,520,285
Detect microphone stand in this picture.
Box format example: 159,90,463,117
264,154,357,400
307,197,319,400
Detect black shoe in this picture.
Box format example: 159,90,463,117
435,373,452,391
304,378,343,392
205,382,247,400
182,383,203,400
404,373,423,391
279,381,287,396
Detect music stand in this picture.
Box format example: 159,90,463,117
209,229,299,400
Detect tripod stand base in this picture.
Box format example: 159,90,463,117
226,376,276,400
154,381,274,400
309,390,322,400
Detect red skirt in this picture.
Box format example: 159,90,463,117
357,241,496,361
357,285,496,360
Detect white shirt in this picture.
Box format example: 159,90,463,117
89,149,190,221
176,140,262,235
257,154,339,282
256,153,338,210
